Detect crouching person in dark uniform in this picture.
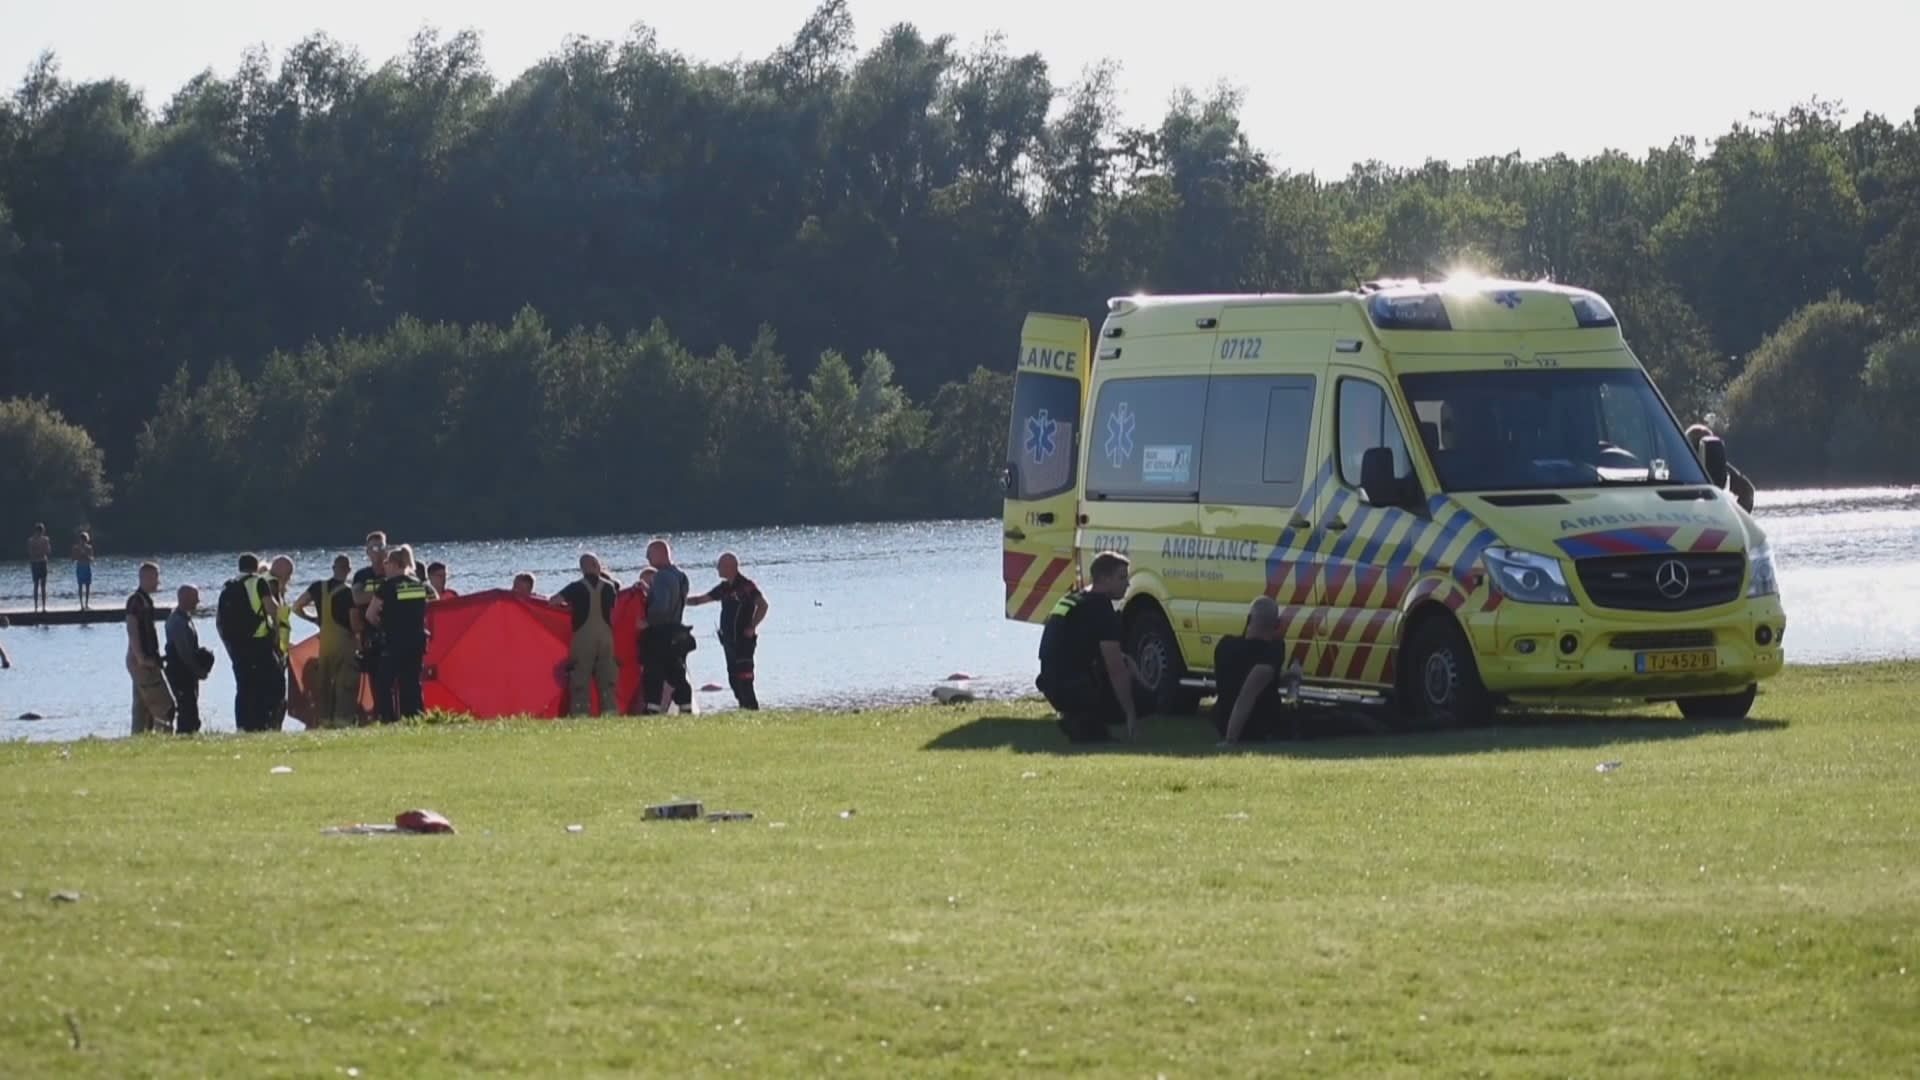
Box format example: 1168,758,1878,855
1212,596,1300,747
366,545,436,722
1036,551,1152,743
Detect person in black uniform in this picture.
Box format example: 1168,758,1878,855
687,552,769,710
1036,551,1152,743
1212,596,1299,746
365,545,437,722
216,552,280,733
350,531,388,708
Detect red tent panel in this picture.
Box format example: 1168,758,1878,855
288,589,577,725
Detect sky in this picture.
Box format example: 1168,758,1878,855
5,0,1916,179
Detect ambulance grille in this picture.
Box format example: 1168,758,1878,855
1575,553,1746,613
1608,630,1716,651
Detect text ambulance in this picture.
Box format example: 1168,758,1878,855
1002,278,1785,727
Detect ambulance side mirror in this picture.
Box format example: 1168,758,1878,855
1001,462,1019,496
1699,436,1729,488
1360,447,1412,509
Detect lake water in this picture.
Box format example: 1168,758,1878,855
4,487,1918,742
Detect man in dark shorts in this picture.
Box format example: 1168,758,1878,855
365,545,436,722
687,552,769,710
27,524,51,613
1036,551,1152,743
1212,596,1300,746
125,562,176,735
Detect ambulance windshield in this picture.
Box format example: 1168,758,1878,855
1399,368,1709,493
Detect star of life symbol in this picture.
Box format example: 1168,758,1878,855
1104,402,1136,469
1023,410,1057,464
1492,290,1523,309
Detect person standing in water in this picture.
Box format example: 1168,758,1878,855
26,524,51,613
552,553,621,717
72,529,95,610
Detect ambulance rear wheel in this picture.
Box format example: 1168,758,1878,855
1676,685,1756,721
1400,617,1492,730
1126,606,1201,716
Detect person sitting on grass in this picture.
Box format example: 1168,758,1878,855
1213,596,1299,747
1034,550,1152,744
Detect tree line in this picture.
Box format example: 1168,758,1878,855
4,0,1919,547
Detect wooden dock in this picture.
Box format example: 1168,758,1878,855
0,605,195,627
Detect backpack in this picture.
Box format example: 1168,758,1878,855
215,576,257,648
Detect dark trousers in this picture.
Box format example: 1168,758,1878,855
164,660,201,735
642,626,693,713
375,646,425,723
1040,670,1154,743
231,640,284,733
1210,694,1292,743
720,635,759,710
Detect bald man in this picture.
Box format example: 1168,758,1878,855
552,553,621,716
687,552,769,710
164,584,209,734
1212,596,1299,746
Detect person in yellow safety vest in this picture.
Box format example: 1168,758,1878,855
296,554,361,727
266,556,295,730
216,552,281,733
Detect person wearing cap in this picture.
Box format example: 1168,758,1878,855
1684,423,1756,513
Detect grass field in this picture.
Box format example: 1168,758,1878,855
3,664,1917,1078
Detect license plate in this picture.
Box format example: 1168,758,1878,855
1635,649,1717,674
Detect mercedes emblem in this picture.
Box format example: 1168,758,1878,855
1654,559,1691,600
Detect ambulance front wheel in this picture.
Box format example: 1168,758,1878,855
1125,605,1202,716
1400,617,1493,730
1676,684,1757,721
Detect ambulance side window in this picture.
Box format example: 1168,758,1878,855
1086,376,1208,501
1336,378,1413,498
1199,375,1316,508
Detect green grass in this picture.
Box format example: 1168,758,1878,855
3,665,1918,1078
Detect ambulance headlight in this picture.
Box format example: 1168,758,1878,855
1746,543,1779,598
1483,547,1575,605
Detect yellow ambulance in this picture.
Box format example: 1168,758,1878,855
1001,277,1785,726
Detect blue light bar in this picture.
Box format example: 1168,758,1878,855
1367,290,1452,331
1569,293,1618,328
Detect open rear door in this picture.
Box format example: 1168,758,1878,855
1003,312,1091,623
